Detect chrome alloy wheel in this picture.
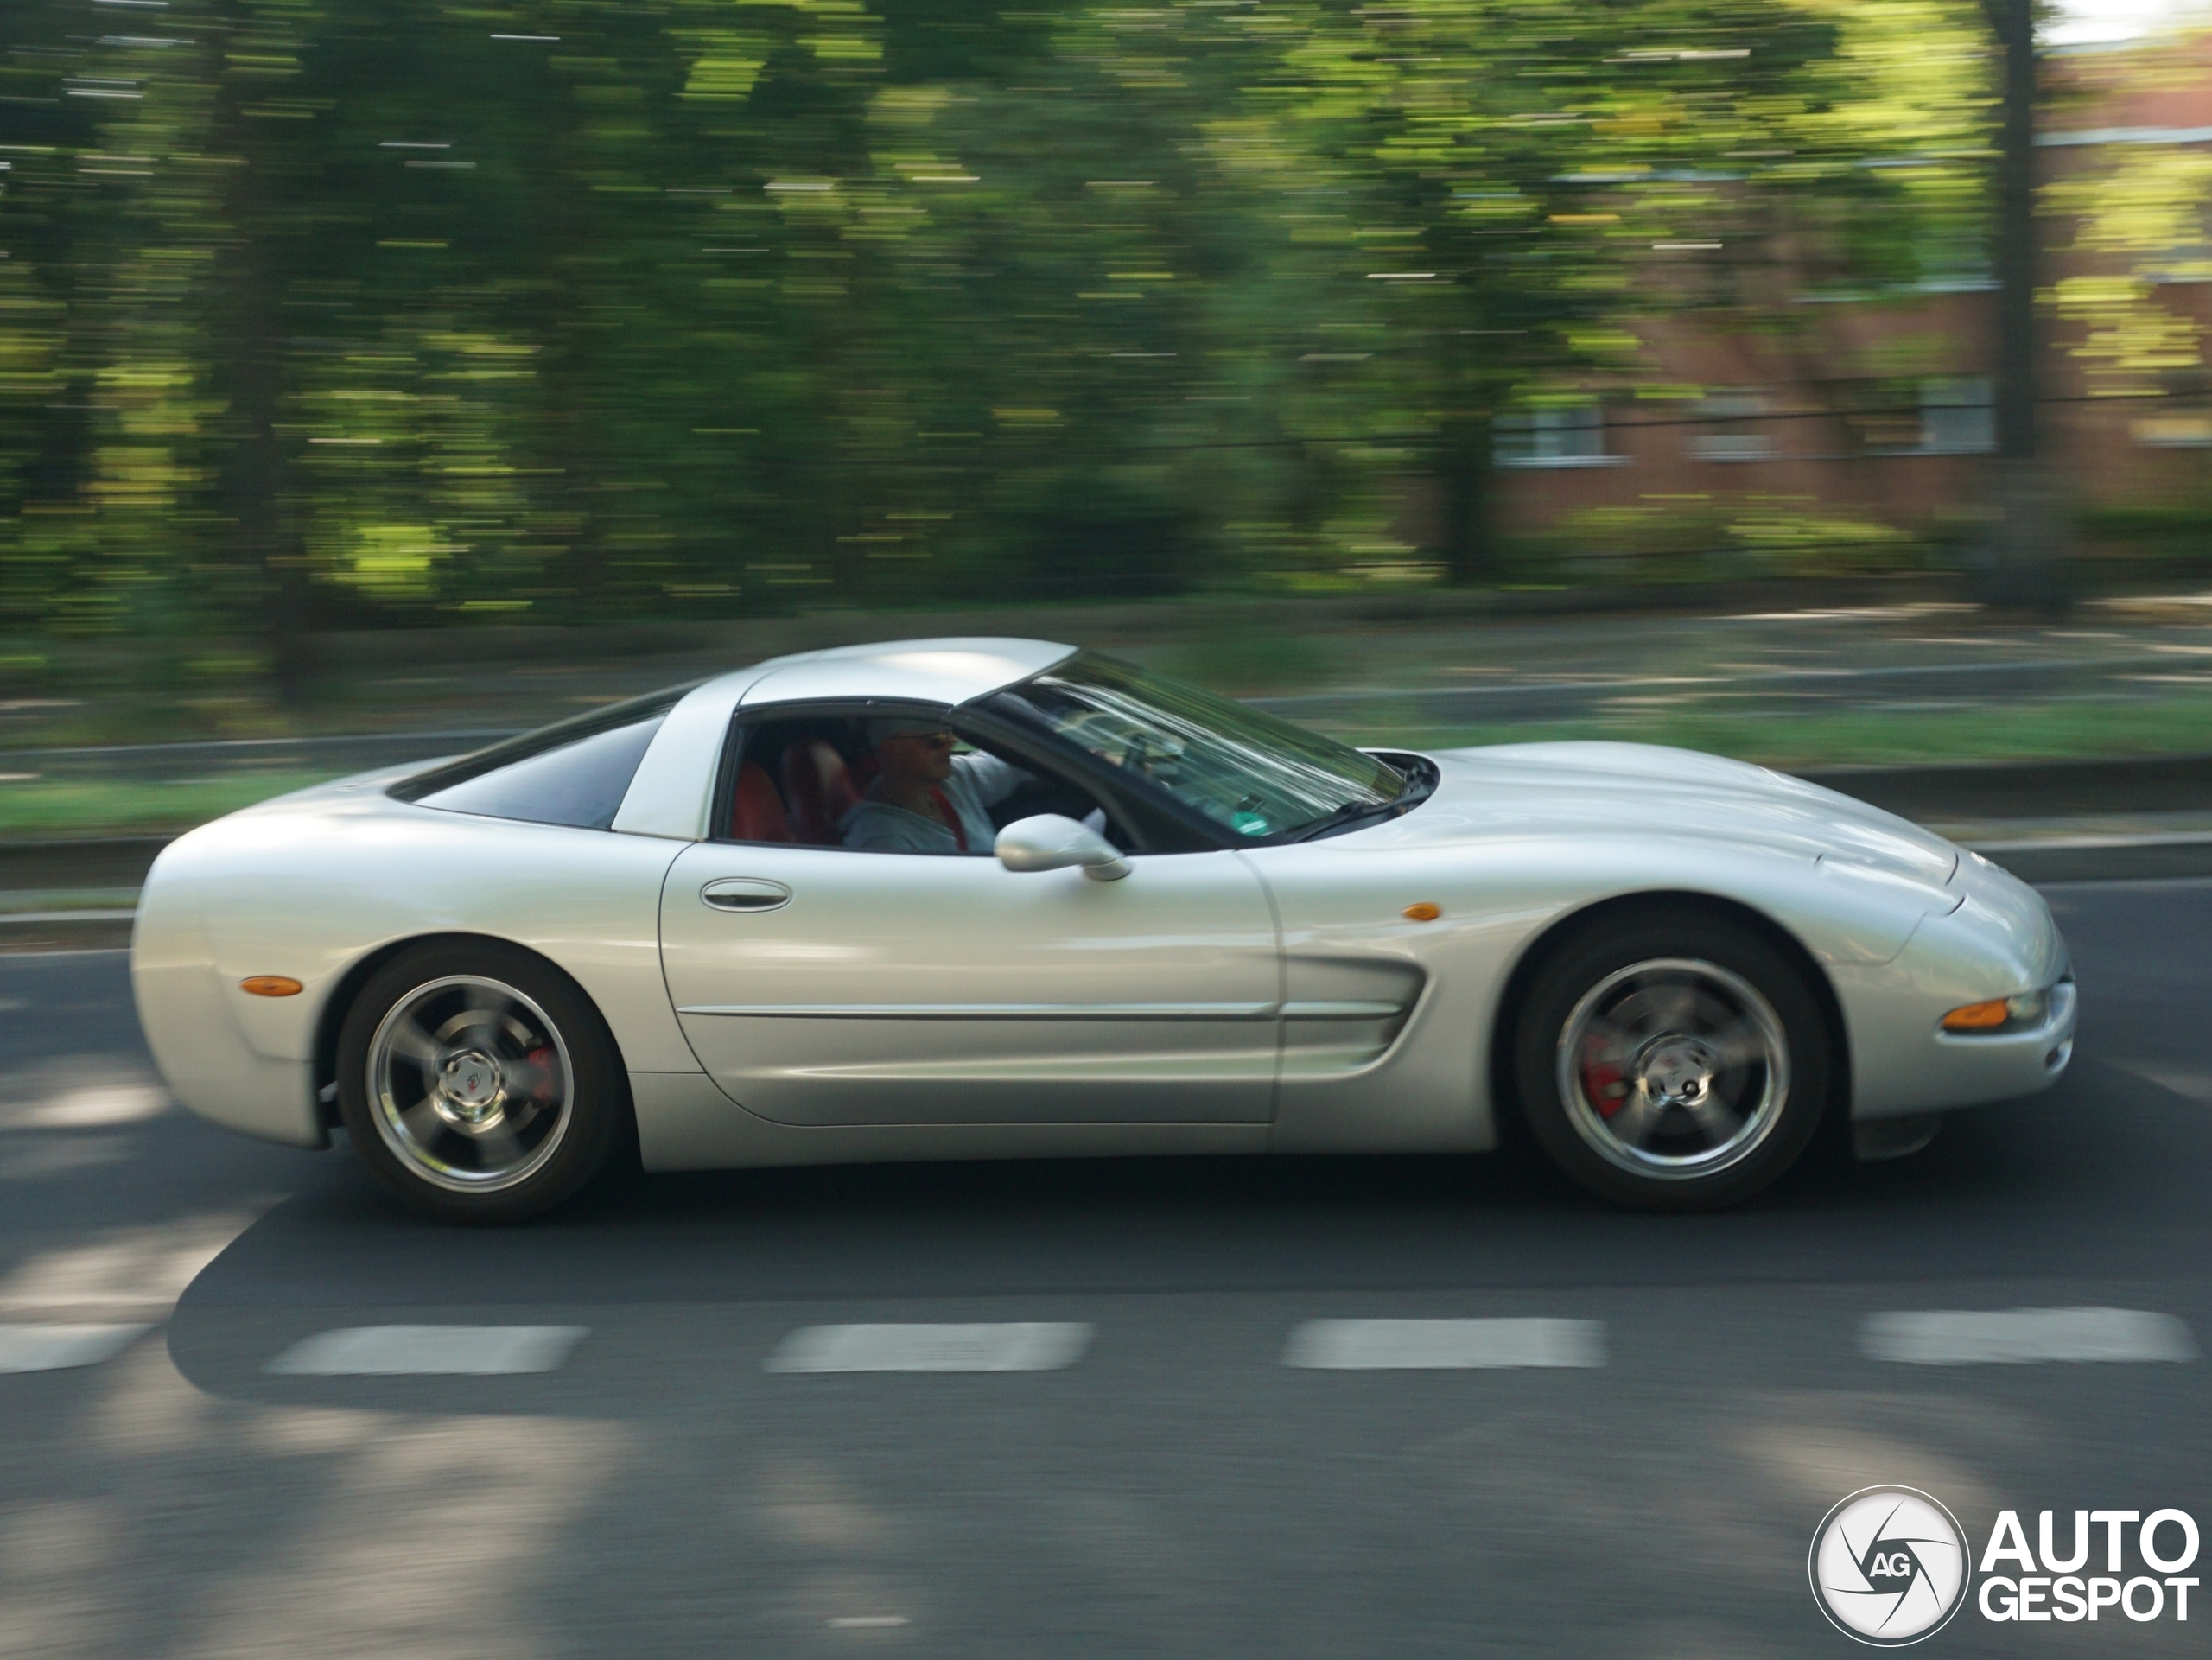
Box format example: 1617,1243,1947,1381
366,975,574,1194
1554,957,1790,1181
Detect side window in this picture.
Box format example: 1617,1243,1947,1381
398,694,677,830
716,707,1145,855
723,714,874,848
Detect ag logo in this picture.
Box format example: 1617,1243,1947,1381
1810,1486,1970,1645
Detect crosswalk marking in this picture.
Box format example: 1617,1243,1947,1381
0,1322,152,1373
1859,1307,2196,1365
765,1322,1094,1374
1282,1318,1606,1371
266,1325,589,1376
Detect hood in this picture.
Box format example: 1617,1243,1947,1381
1366,741,1960,883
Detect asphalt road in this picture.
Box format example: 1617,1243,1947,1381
2,881,2207,1657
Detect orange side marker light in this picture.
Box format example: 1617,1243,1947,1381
240,976,303,998
1402,902,1442,922
1940,998,2009,1032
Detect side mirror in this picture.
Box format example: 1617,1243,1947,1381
995,814,1131,882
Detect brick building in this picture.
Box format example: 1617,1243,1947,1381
1485,30,2212,570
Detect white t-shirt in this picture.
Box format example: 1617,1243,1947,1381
839,752,1025,855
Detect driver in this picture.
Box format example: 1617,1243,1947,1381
840,716,1027,855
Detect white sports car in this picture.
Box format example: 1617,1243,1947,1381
130,638,2075,1222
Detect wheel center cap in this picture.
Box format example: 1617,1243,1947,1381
1637,1038,1713,1108
435,1048,505,1126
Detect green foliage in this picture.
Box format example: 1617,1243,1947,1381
2047,143,2212,393
0,0,2001,643
1510,493,1927,582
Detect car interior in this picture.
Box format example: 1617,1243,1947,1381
721,714,1138,852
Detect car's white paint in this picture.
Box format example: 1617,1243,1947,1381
130,635,2075,1167
662,842,1280,1125
608,670,764,842
738,638,1074,711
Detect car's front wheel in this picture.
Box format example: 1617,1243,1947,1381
336,941,628,1224
1512,906,1833,1211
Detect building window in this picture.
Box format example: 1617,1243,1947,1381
1495,404,1617,468
1688,391,1773,461
1920,377,1996,454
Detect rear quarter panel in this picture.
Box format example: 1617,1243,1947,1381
133,830,326,1148
138,788,695,1144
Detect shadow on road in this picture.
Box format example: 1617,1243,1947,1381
163,1050,2202,1413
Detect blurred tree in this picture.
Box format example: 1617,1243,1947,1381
1981,0,2058,607
1219,0,1999,582
0,0,2018,652
2048,143,2212,392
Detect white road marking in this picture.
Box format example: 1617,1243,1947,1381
267,1325,589,1376
0,1322,152,1372
765,1322,1093,1373
1860,1307,2197,1364
827,1616,911,1629
1282,1317,1607,1370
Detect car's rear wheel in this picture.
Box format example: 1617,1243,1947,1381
336,941,627,1224
1512,907,1833,1211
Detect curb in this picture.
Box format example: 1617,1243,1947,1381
0,836,172,891
1790,752,2212,821
0,915,133,952
4,832,2204,953
1961,836,2212,884
7,754,2212,921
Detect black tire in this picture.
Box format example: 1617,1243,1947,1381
336,939,629,1224
1510,905,1833,1212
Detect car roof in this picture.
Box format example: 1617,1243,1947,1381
725,636,1078,709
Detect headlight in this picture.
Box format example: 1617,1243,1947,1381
1940,981,2063,1034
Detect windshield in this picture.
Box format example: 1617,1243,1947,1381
987,652,1402,840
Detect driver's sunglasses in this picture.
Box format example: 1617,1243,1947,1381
891,729,957,747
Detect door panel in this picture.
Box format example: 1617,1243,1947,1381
659,843,1281,1125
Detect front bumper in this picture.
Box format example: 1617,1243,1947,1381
1837,854,2076,1121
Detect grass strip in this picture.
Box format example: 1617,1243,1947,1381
0,773,341,839
7,690,2212,839
1336,690,2212,771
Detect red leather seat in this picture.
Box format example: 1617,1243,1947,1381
731,762,792,843
781,737,861,846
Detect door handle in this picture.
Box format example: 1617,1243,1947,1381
700,878,791,913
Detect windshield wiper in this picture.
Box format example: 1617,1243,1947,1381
1294,798,1403,842
1294,758,1439,842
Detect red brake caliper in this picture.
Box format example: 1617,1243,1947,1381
1580,1033,1630,1118
526,1046,556,1103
